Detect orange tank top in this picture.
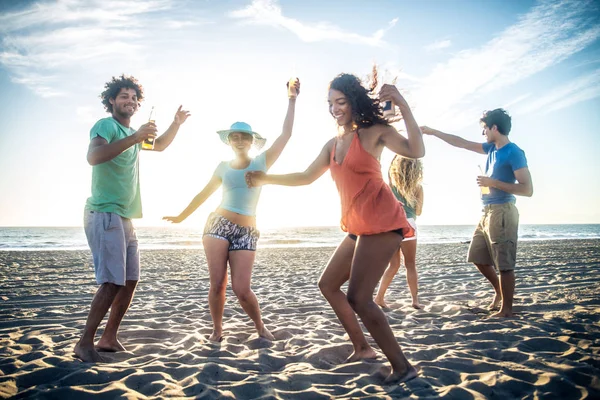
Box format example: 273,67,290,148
330,132,415,237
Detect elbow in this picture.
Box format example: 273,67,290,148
526,188,534,197
87,154,99,166
410,147,425,159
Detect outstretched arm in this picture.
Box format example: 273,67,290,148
478,167,533,197
379,85,425,159
246,139,332,187
265,79,300,169
163,174,222,223
152,106,191,152
420,126,485,154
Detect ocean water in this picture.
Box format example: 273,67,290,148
1,224,599,251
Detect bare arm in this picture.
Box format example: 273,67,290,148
478,167,533,197
421,126,485,154
379,85,425,158
87,122,156,165
162,174,222,223
152,106,191,152
415,185,424,216
265,80,300,168
246,140,332,187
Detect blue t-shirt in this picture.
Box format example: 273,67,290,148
214,152,268,216
481,142,528,206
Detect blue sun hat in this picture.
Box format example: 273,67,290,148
217,121,267,150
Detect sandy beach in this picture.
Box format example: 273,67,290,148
0,239,599,399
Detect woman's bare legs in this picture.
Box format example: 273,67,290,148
374,248,402,308
229,250,274,340
318,236,377,362
400,240,421,309
203,236,230,342
347,232,418,383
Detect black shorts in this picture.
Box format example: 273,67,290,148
347,228,404,241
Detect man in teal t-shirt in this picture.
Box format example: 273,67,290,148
421,109,533,318
74,74,190,362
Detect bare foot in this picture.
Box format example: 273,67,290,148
385,365,419,384
74,341,105,363
96,337,126,352
490,310,514,318
411,301,423,309
258,326,275,341
374,297,389,309
208,331,223,342
345,347,378,363
488,294,501,310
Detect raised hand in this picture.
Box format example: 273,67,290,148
379,84,407,107
174,105,191,125
245,171,267,188
287,78,301,99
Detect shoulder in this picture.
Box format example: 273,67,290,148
91,117,117,131
482,142,495,153
363,123,393,136
505,142,526,157
323,137,336,152
214,161,229,176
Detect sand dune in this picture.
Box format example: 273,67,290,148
1,240,599,399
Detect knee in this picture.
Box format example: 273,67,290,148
232,285,252,302
100,282,120,294
210,281,227,296
346,290,368,314
318,278,335,298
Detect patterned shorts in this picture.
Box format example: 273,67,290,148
203,212,260,251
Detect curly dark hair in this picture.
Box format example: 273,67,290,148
99,74,144,113
328,69,389,128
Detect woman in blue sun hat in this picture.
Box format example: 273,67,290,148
163,79,300,342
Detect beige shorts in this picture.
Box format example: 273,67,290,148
467,203,519,272
84,210,140,286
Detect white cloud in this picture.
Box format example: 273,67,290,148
229,0,397,47
0,0,201,96
413,0,600,129
425,39,451,52
515,69,600,115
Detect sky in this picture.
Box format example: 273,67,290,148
0,0,599,229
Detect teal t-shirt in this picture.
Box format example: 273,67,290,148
214,152,268,216
85,117,142,218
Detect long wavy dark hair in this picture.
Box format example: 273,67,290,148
328,67,389,129
100,74,144,113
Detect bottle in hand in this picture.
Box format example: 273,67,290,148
142,106,156,150
288,77,298,98
479,165,490,195
382,100,395,119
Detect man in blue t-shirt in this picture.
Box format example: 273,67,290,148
422,109,533,318
74,75,190,362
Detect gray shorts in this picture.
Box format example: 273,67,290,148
84,210,140,286
467,203,519,272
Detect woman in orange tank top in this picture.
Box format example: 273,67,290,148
246,71,425,383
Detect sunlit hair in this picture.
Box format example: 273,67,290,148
389,155,423,208
328,66,389,128
100,74,144,113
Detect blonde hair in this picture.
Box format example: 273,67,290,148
389,155,423,208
